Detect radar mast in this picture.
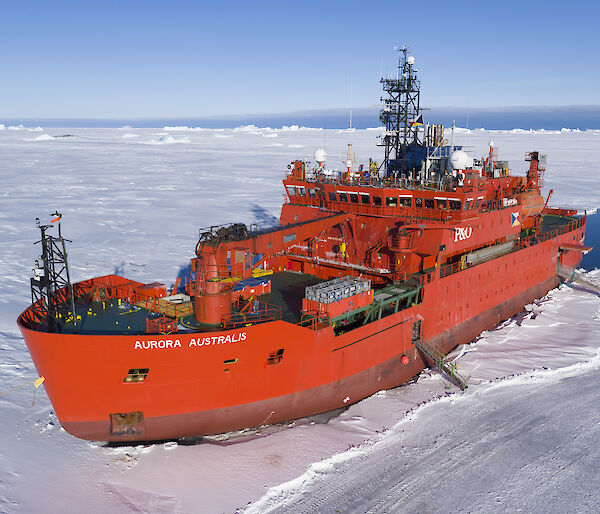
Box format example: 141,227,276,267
379,46,424,179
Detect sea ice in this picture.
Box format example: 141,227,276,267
0,127,599,513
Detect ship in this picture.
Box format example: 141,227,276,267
18,47,591,442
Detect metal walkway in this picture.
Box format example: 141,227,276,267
557,265,600,294
414,339,469,390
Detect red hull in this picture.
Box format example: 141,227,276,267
18,224,584,441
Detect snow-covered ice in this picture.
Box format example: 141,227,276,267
0,126,599,513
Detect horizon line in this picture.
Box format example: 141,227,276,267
2,104,600,122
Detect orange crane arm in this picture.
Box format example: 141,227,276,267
194,212,351,280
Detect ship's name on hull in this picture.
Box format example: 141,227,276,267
134,332,247,350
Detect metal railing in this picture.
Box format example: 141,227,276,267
538,215,585,242
287,172,488,194
414,339,468,390
221,301,282,329
146,316,178,335
297,311,330,330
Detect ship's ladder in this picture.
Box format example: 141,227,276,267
414,339,468,390
557,265,600,294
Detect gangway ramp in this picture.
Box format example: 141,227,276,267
557,265,600,294
414,339,468,390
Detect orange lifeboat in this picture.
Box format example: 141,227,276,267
517,191,544,217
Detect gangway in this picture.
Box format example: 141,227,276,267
557,265,600,295
414,339,468,390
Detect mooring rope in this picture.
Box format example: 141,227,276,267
0,376,45,398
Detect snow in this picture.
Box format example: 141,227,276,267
250,350,600,513
6,125,43,132
26,134,54,141
0,126,599,513
148,134,190,145
163,126,204,132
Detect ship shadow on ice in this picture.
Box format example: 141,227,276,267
487,297,553,330
173,263,192,294
565,282,600,298
250,204,279,229
113,261,147,276
100,407,349,448
201,407,349,446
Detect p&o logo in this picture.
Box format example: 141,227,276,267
454,226,473,242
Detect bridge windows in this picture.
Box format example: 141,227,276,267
386,197,397,207
308,189,316,198
339,192,348,202
449,200,461,210
373,196,382,206
424,199,434,209
399,196,412,207
360,193,370,204
328,191,337,201
464,198,473,210
349,193,359,203
297,187,306,197
415,197,423,207
436,199,447,209
286,186,296,196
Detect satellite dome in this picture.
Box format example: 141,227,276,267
314,148,326,162
407,56,415,65
450,150,473,170
346,159,353,167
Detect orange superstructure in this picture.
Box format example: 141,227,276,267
18,49,591,442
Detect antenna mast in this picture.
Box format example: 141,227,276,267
30,213,77,333
379,46,424,178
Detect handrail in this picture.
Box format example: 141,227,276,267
222,301,282,329
297,311,330,330
287,173,488,193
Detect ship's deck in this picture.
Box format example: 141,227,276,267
540,214,577,234
179,271,324,330
55,271,324,336
72,300,151,335
259,271,323,323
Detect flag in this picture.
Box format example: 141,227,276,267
409,114,423,127
34,376,45,388
511,212,520,227
51,217,61,223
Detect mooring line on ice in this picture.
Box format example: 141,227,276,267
0,376,45,399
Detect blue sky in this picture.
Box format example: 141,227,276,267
1,0,598,118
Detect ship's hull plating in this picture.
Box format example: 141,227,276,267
18,226,585,441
